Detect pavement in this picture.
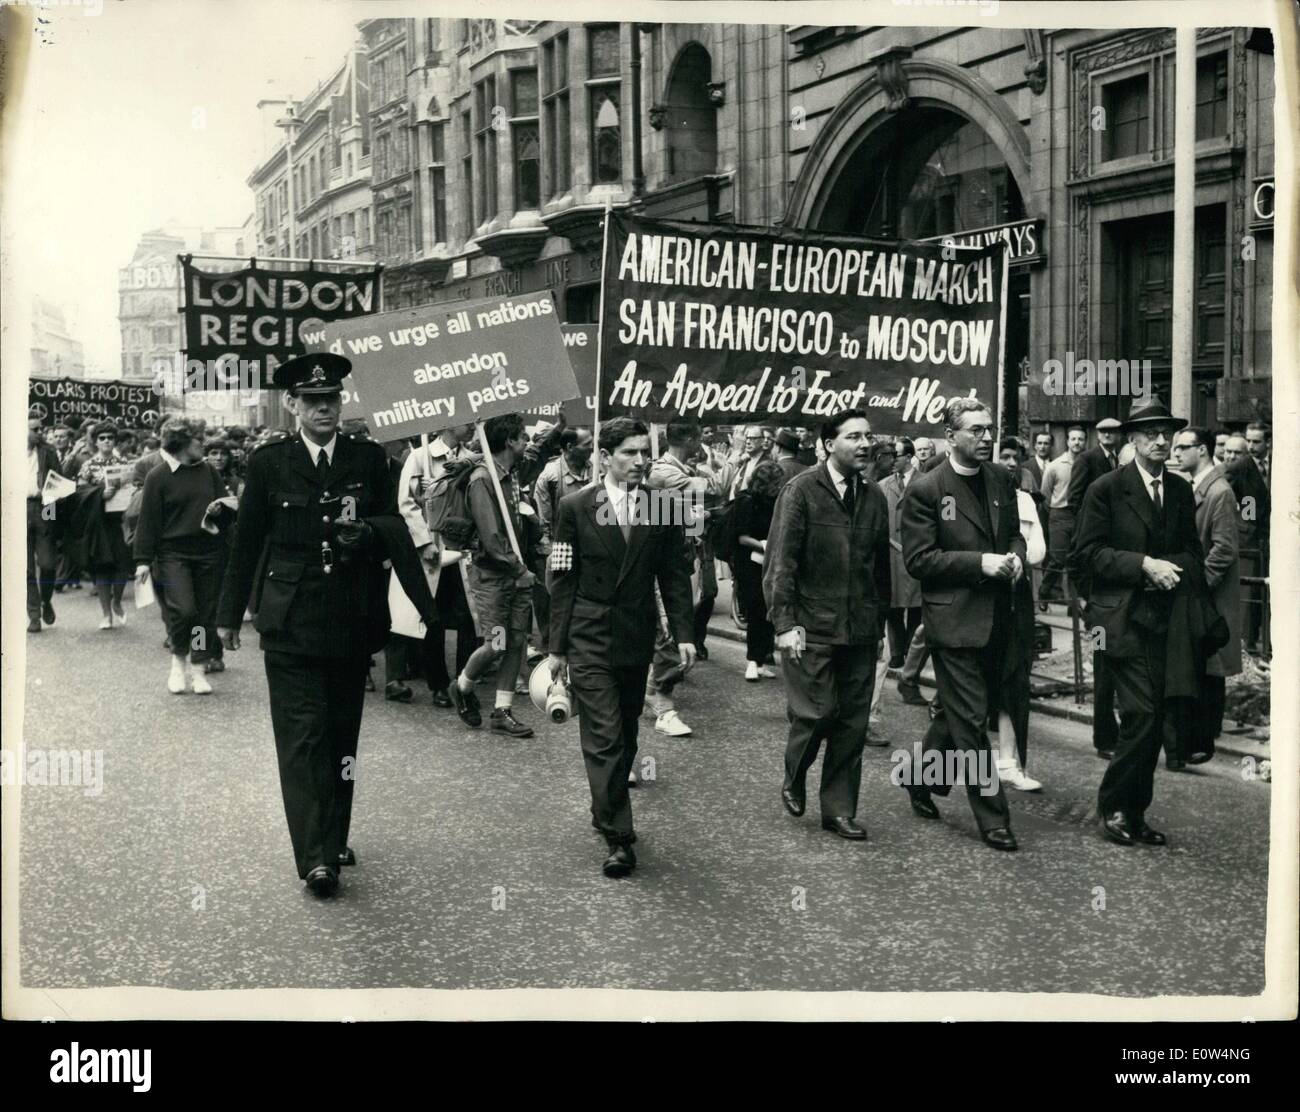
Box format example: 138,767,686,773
17,586,1270,996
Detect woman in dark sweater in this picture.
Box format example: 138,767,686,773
132,419,227,695
733,459,785,681
76,421,133,629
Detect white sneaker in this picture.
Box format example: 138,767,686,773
997,759,1042,792
759,665,778,678
98,616,113,630
191,668,213,695
168,658,187,694
655,709,693,737
113,603,126,627
745,661,760,681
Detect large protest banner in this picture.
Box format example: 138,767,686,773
524,325,597,424
180,258,381,389
28,377,161,428
313,290,579,443
600,212,1008,433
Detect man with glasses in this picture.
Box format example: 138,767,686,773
899,398,1022,851
1071,397,1206,848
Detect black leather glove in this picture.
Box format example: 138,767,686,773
331,520,373,562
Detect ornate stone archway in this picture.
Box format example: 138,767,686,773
784,57,1031,231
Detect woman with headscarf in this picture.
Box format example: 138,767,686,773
732,459,785,681
76,421,133,629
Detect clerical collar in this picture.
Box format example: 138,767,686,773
949,457,980,477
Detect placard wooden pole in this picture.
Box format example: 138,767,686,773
591,195,613,483
475,421,524,563
995,241,1010,435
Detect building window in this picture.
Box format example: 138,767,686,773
376,132,390,181
587,25,620,77
424,18,440,62
397,205,412,258
475,76,499,222
320,221,330,257
359,207,370,246
587,26,621,185
1101,74,1149,161
512,70,541,210
429,121,447,243
542,33,571,197
461,109,474,237
152,325,171,346
373,54,387,105
590,88,622,184
1196,52,1229,140
310,226,319,258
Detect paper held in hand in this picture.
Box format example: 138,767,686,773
134,571,157,609
41,470,76,505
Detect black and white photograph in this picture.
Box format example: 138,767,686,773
2,0,1296,1055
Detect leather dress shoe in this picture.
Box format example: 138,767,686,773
1166,758,1187,772
338,847,357,867
602,845,636,878
1131,820,1168,846
305,865,339,896
42,601,56,625
905,787,940,820
864,732,890,748
897,682,928,707
204,658,225,673
448,682,482,727
694,643,709,661
980,827,1018,851
1100,810,1135,846
1187,751,1213,765
385,681,414,702
27,618,41,633
781,787,805,817
490,708,534,738
1096,748,1115,760
821,816,867,840
430,688,453,708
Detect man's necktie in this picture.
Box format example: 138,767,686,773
316,450,330,484
1151,478,1162,514
620,494,632,541
843,475,857,516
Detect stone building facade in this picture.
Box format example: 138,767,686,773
252,19,1276,435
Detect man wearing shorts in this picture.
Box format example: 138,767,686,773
447,413,537,738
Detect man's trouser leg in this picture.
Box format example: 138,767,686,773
570,661,646,846
27,499,57,620
1093,650,1119,752
900,623,928,686
929,646,1012,831
1098,641,1166,822
263,650,368,879
693,545,717,647
1042,508,1073,598
819,643,877,817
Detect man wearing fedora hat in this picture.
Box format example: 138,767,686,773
1070,396,1206,848
217,352,433,896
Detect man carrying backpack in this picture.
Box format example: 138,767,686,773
446,413,540,737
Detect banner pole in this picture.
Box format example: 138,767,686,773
475,422,524,564
995,243,1010,436
591,195,613,483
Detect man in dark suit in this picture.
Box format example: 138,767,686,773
1223,434,1270,653
1071,397,1205,847
1065,417,1123,758
217,353,433,896
899,397,1024,851
763,409,892,841
26,411,65,633
547,417,695,878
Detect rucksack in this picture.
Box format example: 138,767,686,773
422,457,484,550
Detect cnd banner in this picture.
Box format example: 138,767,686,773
180,257,382,389
600,212,1008,433
28,377,161,428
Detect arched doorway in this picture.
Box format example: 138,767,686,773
661,43,717,184
808,103,1032,433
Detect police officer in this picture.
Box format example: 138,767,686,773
217,353,432,896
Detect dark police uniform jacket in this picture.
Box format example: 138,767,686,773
217,433,432,658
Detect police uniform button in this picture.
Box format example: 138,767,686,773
322,516,331,524
282,501,290,507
